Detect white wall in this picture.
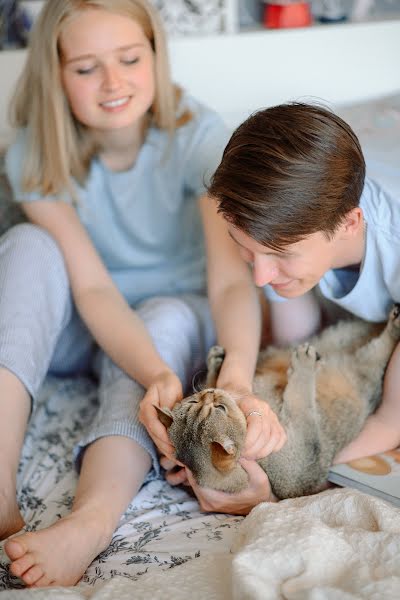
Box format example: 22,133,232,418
1,18,400,139
169,19,400,128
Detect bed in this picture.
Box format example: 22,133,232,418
1,33,400,600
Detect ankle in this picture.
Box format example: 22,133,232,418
69,505,116,548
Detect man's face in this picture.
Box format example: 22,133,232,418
228,226,343,299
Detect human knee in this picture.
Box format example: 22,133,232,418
137,296,196,335
1,223,68,287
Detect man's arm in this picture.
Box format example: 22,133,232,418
335,340,400,463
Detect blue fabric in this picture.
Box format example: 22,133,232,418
6,94,230,305
319,177,400,322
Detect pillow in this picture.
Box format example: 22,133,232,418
0,151,26,237
337,92,400,199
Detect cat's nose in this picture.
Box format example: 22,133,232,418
202,391,215,405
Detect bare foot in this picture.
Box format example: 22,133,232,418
5,510,113,587
0,489,25,541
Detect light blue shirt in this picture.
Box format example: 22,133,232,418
264,177,400,322
6,95,230,305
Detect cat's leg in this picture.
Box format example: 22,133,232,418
352,304,400,398
264,344,325,498
281,343,320,420
205,346,226,388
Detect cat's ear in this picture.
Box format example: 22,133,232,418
211,436,237,473
156,406,174,429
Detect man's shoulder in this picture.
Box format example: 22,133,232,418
361,177,400,242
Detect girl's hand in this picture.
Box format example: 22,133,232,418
238,395,287,460
160,455,188,486
139,371,183,460
186,458,276,515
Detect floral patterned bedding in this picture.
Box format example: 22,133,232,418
0,376,242,595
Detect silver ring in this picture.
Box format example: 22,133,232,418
246,410,263,418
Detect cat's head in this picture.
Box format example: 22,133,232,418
157,388,249,493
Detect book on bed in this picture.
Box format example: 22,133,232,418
328,448,400,507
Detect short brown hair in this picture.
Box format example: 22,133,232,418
208,102,366,251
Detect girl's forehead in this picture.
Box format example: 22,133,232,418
59,8,147,55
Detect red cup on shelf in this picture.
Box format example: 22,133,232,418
264,2,312,29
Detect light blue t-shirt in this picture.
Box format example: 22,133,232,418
6,95,230,306
264,177,400,322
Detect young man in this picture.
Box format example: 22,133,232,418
190,102,400,510
165,102,400,515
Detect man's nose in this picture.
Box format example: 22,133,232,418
252,255,278,287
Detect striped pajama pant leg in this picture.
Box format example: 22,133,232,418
75,294,216,479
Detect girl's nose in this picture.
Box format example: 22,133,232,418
252,255,278,287
102,65,122,91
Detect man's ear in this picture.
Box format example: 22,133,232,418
155,406,174,429
340,207,363,238
210,436,237,473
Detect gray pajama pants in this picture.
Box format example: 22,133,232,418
0,224,215,477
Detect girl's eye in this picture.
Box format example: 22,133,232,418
76,66,96,75
121,57,139,65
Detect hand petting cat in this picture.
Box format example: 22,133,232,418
139,370,184,461
236,394,287,460
185,458,277,515
160,455,276,514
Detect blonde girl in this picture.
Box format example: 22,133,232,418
1,0,285,587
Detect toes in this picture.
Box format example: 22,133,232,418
22,564,45,586
32,574,55,588
10,553,36,578
5,538,26,560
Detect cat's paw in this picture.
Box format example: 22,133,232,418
206,346,226,387
388,303,400,339
290,343,321,372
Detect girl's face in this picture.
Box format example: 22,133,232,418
60,8,155,134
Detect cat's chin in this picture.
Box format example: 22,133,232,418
196,463,249,495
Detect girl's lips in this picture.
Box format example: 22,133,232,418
100,96,131,111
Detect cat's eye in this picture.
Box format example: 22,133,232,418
215,404,228,413
186,399,198,404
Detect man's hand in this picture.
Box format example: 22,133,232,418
139,370,183,460
238,395,287,460
186,458,276,515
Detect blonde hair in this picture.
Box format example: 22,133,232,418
10,0,190,197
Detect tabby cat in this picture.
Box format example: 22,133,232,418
158,305,400,500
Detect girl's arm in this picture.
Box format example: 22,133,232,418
22,201,181,397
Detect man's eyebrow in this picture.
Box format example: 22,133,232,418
64,43,145,64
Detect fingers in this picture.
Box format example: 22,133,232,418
139,400,175,459
186,461,274,515
239,398,287,460
160,455,184,470
165,467,188,486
